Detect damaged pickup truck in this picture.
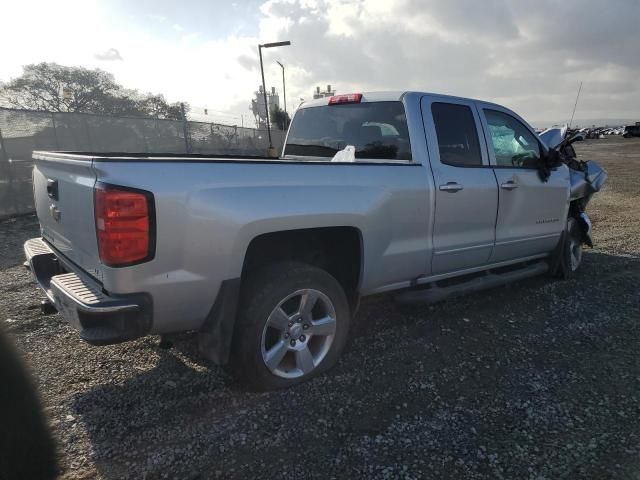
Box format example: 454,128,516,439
24,92,607,390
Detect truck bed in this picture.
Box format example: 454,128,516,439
32,151,412,165
31,149,431,335
34,151,273,161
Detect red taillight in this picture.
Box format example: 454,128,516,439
328,93,362,105
95,185,153,266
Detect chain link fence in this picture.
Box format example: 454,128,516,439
0,107,285,219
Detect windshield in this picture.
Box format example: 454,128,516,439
284,101,412,160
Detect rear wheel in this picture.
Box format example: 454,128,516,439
231,262,350,390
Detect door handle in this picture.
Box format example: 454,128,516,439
439,182,463,192
46,178,59,200
500,180,518,190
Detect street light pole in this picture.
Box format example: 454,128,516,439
257,40,291,156
258,45,270,148
276,61,287,116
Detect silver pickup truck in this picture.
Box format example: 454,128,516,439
24,91,607,390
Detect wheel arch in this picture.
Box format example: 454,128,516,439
198,226,363,366
240,226,364,312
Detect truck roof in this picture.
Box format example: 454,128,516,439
299,91,505,110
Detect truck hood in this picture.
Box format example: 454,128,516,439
539,126,567,149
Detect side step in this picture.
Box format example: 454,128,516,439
395,261,549,305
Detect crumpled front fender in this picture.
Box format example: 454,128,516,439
569,160,608,203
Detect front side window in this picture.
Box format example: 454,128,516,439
484,110,541,168
284,101,412,160
431,102,482,167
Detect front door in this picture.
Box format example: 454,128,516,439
421,96,498,274
478,106,570,262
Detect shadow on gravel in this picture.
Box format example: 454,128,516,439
70,345,230,477
70,250,640,479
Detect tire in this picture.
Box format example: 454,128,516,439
230,262,351,390
554,216,584,279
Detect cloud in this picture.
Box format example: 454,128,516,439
1,0,638,125
237,54,256,71
94,48,123,61
256,0,640,123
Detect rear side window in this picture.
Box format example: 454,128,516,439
285,102,412,160
431,103,482,167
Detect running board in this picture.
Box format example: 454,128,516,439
395,261,549,305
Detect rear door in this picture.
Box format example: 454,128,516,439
421,96,498,274
477,105,570,262
33,154,102,280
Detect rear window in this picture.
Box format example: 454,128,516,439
431,102,482,167
284,101,412,160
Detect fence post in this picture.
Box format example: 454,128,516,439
181,103,190,153
83,115,94,151
141,119,150,153
0,128,19,217
50,112,60,150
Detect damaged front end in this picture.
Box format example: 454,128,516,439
539,125,608,248
567,160,607,247
568,160,608,204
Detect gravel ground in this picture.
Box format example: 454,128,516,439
1,137,639,479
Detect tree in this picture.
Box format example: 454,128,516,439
137,94,188,120
2,63,120,113
270,104,291,131
1,63,187,120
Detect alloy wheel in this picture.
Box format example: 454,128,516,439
260,289,337,379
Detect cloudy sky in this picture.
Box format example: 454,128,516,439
1,0,638,126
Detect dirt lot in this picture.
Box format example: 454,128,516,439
1,137,639,479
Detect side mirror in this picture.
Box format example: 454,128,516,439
537,148,561,182
542,148,562,168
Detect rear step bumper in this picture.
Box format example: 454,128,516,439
23,237,152,345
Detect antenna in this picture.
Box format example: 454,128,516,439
568,81,583,131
